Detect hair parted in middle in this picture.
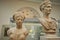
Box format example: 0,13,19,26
13,12,25,21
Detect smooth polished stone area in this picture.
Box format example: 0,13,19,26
40,35,60,40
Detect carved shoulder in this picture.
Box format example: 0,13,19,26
7,27,15,36
7,29,12,36
51,17,58,25
38,18,45,23
51,17,57,21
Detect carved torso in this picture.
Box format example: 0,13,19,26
7,27,28,40
39,17,58,34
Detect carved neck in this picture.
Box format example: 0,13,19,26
16,24,22,29
43,14,50,19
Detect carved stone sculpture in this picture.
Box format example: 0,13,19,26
39,0,58,35
7,13,28,40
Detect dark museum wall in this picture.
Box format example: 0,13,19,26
0,0,60,39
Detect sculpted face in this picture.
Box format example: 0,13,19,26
43,3,52,14
13,13,25,25
40,1,52,15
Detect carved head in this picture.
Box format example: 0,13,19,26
13,12,25,24
40,0,52,14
